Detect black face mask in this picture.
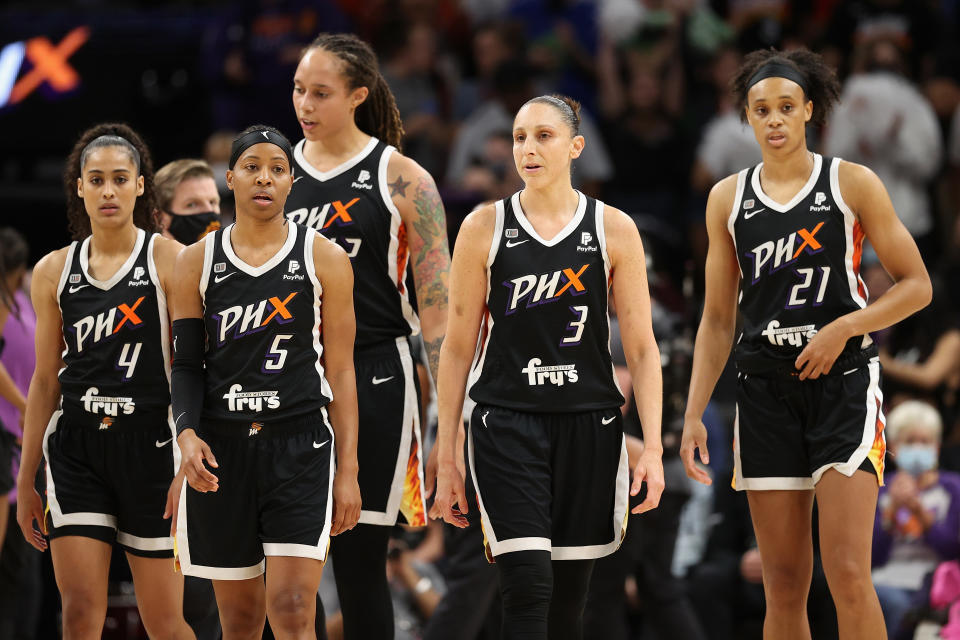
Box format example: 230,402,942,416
167,212,221,244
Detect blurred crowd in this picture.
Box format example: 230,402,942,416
3,0,960,638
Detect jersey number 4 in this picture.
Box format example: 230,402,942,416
117,342,142,380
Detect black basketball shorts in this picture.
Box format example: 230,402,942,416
468,404,629,562
733,357,885,491
354,337,426,527
42,409,178,558
176,410,335,580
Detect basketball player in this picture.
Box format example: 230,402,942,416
155,159,222,245
286,33,450,639
679,49,932,640
15,123,194,639
171,125,361,639
434,95,665,640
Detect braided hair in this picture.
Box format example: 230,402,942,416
731,48,841,129
304,33,405,151
64,123,159,240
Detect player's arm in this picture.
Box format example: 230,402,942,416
794,161,932,380
680,174,741,486
606,207,664,514
170,243,219,493
151,235,185,307
435,204,495,528
388,153,451,382
314,235,362,535
16,248,69,551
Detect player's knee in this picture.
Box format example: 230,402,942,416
219,604,265,639
823,556,873,609
266,587,315,634
138,606,187,640
498,552,553,616
61,590,106,638
762,561,810,607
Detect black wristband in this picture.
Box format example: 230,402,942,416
171,318,205,436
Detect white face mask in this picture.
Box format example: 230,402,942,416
896,444,938,475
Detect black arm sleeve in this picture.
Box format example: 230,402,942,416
171,318,205,436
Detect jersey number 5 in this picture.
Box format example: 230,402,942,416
263,334,293,372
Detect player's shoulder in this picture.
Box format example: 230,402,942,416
386,148,434,188
151,234,184,263
34,245,72,282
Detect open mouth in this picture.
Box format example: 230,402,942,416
252,192,273,204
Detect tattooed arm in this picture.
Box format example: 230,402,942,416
387,153,451,382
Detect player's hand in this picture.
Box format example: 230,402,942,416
434,458,468,528
680,417,712,485
16,485,47,552
177,429,219,493
163,469,186,536
631,448,665,514
795,318,851,380
331,468,361,536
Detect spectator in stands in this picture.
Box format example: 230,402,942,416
873,400,960,639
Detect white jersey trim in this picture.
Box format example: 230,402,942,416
79,228,145,291
751,153,822,213
56,242,76,299
380,145,421,337
222,222,297,277
147,234,172,386
303,228,334,403
198,231,216,301
511,190,587,247
830,158,869,310
596,201,625,398
293,136,379,182
728,169,748,280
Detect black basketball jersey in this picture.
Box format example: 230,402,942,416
58,230,171,423
468,192,625,412
285,137,419,350
200,222,333,422
730,154,872,371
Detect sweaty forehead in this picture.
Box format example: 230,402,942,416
747,76,805,102
83,145,138,171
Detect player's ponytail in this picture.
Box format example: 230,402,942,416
305,33,405,151
64,123,159,240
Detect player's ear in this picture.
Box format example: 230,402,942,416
225,170,234,192
136,175,144,197
804,98,813,124
77,177,83,198
570,135,584,160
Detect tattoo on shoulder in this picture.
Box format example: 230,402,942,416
389,175,411,198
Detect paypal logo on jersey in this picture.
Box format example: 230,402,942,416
351,169,373,190
503,265,589,314
211,292,298,345
810,191,831,213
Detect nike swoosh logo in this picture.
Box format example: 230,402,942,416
601,416,616,425
313,440,328,449
372,376,394,385
214,272,236,283
505,239,528,248
69,284,89,293
743,208,766,220
481,410,489,428
155,437,174,448
174,412,186,426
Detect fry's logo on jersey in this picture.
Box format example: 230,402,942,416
211,292,297,345
521,358,579,386
746,222,824,283
503,265,589,314
223,384,280,412
72,297,145,352
81,387,135,415
287,198,359,229
760,320,818,347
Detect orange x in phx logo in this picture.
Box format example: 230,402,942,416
0,27,89,108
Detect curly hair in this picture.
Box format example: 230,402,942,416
303,33,405,151
731,48,841,129
64,123,159,240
